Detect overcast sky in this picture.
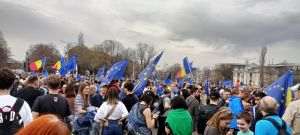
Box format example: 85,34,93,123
0,0,300,68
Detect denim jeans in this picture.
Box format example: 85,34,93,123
102,120,122,135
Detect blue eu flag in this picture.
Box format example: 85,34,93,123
183,57,192,74
96,67,105,81
134,52,163,96
101,60,128,86
164,73,172,85
265,70,294,116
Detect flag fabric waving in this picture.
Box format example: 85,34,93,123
96,67,105,81
57,56,77,77
164,73,172,85
176,66,186,79
100,60,128,86
265,70,294,116
204,80,210,96
134,51,163,96
183,57,192,74
29,59,43,71
223,80,233,89
42,70,49,78
65,56,77,72
52,61,62,71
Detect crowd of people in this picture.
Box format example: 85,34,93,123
0,67,299,135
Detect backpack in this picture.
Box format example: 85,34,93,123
264,118,290,135
73,110,97,135
0,98,24,135
76,110,96,128
197,104,219,134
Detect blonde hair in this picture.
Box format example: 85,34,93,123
207,108,232,133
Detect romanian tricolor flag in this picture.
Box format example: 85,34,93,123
29,59,43,71
176,66,186,79
52,61,62,71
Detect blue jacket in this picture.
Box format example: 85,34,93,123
255,115,292,135
229,96,244,129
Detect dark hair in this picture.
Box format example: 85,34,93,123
46,75,61,90
64,83,76,98
146,80,154,87
106,86,119,105
209,90,220,101
188,85,198,94
223,88,231,93
27,75,38,84
237,112,253,124
181,89,190,99
253,91,266,98
124,82,134,92
0,68,15,90
171,96,188,110
140,91,155,105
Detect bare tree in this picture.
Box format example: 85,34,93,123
259,46,267,88
95,40,124,61
78,32,85,46
146,45,156,65
0,31,10,68
136,43,156,68
136,43,148,68
26,44,60,72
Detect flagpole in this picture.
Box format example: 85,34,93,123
132,62,135,80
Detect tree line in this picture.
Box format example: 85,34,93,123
0,31,157,78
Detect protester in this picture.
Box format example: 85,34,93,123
10,76,22,97
121,81,138,112
180,88,190,99
228,88,244,131
32,75,71,121
219,88,231,107
64,82,77,115
198,90,222,134
255,96,292,135
39,78,48,95
165,96,193,135
16,75,43,108
73,82,97,135
75,82,91,116
250,90,266,131
127,91,158,135
239,88,252,112
90,84,104,108
199,87,208,106
204,108,233,135
17,114,70,135
0,68,33,135
283,85,300,135
157,89,172,135
186,85,200,132
94,86,128,135
237,112,254,135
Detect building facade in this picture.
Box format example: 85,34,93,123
233,63,300,88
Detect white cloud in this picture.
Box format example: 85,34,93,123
0,0,300,68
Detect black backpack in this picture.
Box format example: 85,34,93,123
264,117,291,135
0,98,24,135
197,104,219,134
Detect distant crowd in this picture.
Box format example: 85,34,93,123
0,68,299,135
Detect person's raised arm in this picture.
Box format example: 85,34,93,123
143,108,157,128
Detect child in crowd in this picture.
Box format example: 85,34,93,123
237,112,254,135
